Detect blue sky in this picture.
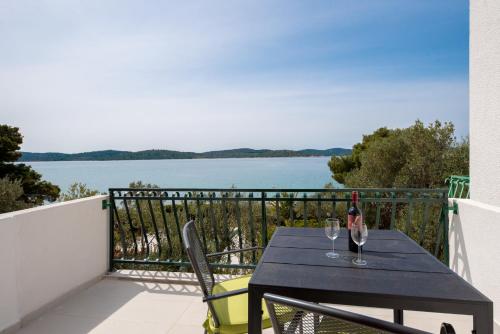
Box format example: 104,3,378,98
0,0,469,153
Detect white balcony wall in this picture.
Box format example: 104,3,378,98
0,195,109,333
449,199,500,331
464,0,500,331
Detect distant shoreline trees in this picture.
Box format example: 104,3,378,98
19,148,352,162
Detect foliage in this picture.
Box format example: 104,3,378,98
19,148,352,162
0,177,31,213
0,125,23,162
443,136,469,177
128,180,160,188
0,125,60,205
59,182,100,201
329,120,469,188
328,127,392,184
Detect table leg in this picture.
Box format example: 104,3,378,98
472,303,493,334
248,286,263,334
393,309,403,325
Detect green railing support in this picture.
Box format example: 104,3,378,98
390,191,396,230
446,176,470,199
303,193,308,227
448,200,459,214
374,192,381,229
443,193,450,266
261,192,268,247
108,195,114,272
235,192,244,263
275,193,281,227
248,193,256,263
405,192,413,235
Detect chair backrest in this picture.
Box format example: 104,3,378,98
264,293,449,334
182,220,215,297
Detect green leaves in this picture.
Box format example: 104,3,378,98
0,125,23,163
0,124,61,208
59,182,100,201
0,177,31,214
330,120,469,188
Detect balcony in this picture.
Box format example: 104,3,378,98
12,271,474,334
0,190,489,334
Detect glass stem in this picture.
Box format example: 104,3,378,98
357,244,361,262
332,239,335,253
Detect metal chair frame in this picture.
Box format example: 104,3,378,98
182,220,263,329
264,293,455,334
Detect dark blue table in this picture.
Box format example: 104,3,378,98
248,227,493,333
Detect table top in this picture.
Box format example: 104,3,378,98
250,227,491,310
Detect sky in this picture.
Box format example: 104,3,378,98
0,0,469,153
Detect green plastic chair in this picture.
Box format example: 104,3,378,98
183,220,272,334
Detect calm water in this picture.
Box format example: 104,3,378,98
25,157,337,192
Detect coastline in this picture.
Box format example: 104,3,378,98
18,155,337,163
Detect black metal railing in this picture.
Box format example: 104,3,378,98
109,188,449,272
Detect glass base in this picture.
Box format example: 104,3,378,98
326,252,339,259
352,258,367,266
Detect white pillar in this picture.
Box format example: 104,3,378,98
469,0,500,206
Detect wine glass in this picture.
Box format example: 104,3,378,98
351,218,368,266
324,218,340,258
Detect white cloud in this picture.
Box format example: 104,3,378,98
0,0,468,152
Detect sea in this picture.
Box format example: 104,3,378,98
24,157,338,193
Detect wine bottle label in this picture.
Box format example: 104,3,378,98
348,215,354,229
348,214,363,229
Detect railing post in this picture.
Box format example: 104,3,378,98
316,193,321,223
405,192,413,235
248,193,256,263
275,193,281,227
108,191,115,272
289,195,295,226
345,193,351,215
171,193,184,257
303,193,308,227
208,192,219,252
390,191,396,230
443,192,450,266
261,192,268,247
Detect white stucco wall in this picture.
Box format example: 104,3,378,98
449,199,500,331
0,196,109,333
455,2,500,330
0,216,20,332
469,0,500,205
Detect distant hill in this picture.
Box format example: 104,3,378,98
19,148,351,162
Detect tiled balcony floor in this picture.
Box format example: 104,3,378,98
15,276,473,334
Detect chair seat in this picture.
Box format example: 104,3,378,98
204,275,272,334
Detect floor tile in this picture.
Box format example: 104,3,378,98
15,277,475,334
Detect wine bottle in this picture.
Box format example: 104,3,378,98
347,191,360,252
